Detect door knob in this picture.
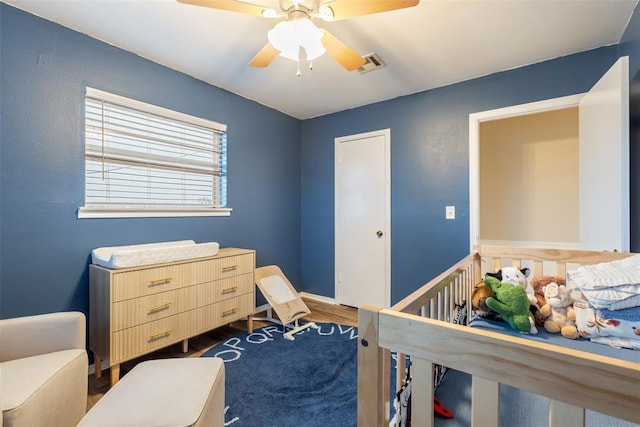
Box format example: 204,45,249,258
376,230,383,237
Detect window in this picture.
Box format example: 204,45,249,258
78,88,230,218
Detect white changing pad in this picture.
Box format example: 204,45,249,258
91,240,220,269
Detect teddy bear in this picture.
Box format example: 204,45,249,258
530,276,566,309
539,282,578,339
484,275,538,334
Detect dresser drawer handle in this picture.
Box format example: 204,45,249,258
149,277,172,286
222,308,237,317
148,301,172,314
149,329,173,341
221,286,238,294
221,265,238,272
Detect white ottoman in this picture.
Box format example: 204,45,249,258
78,358,225,427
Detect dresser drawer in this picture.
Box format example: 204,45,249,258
111,287,198,332
111,310,196,364
110,253,254,302
111,263,194,302
208,253,254,280
196,293,254,332
197,272,254,306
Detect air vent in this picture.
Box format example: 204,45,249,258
358,53,386,74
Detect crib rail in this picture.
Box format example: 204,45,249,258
392,252,479,315
357,245,639,427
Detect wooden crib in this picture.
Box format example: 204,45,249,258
357,245,640,427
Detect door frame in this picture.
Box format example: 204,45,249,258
334,128,391,308
468,94,584,251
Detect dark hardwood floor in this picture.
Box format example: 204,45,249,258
87,298,358,410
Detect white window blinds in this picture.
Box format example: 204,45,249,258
80,88,230,218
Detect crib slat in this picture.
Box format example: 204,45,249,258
549,399,585,427
492,257,501,273
556,262,567,278
411,357,434,427
357,306,388,427
532,259,543,276
446,286,453,321
472,376,499,427
396,353,406,393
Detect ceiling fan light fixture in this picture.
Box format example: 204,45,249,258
295,18,320,40
304,38,326,61
177,0,420,72
279,44,301,61
268,17,326,63
268,21,294,51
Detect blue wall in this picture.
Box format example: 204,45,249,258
0,4,302,318
301,43,640,304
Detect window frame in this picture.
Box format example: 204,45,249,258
78,87,232,219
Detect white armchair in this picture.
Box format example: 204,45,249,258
0,312,88,427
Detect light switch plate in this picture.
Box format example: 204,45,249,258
445,206,455,220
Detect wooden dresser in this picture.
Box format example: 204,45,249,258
89,247,255,385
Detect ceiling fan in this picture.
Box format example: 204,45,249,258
177,0,419,73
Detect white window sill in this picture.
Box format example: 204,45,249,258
78,206,233,219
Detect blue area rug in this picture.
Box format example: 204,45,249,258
202,323,358,427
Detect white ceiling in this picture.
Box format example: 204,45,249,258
4,0,638,119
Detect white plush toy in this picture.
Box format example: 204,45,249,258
494,267,539,308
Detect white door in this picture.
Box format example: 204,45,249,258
579,56,629,252
469,56,630,252
335,129,390,308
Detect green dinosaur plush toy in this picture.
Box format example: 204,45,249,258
484,275,538,334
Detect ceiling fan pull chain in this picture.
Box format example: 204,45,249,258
309,61,313,71
297,60,301,77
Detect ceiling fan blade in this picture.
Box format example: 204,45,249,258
249,43,280,67
324,0,419,20
320,29,365,71
177,0,266,16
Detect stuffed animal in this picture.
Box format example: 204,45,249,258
484,275,538,334
487,267,538,307
487,267,545,325
539,282,578,339
530,276,566,308
471,282,501,320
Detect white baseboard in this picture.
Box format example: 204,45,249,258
299,292,337,305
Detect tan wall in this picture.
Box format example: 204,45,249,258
479,107,578,245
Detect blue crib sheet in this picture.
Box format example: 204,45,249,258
469,316,640,363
